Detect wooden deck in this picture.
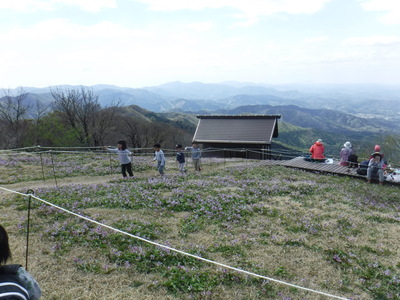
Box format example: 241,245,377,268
279,157,363,177
248,157,400,185
260,157,364,178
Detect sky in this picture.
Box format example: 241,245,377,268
1,0,400,89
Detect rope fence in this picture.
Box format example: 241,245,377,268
0,186,349,300
0,146,398,188
1,145,397,165
4,146,400,167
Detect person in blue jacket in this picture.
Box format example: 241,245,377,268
185,142,202,172
153,143,166,176
0,224,42,299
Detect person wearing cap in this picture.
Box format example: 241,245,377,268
367,152,385,184
309,139,326,161
339,141,353,166
369,144,387,169
370,145,384,159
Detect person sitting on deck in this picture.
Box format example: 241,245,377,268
339,141,353,166
369,145,387,169
367,152,385,185
309,139,326,162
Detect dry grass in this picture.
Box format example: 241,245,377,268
1,155,399,299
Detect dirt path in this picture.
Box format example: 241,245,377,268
0,169,193,195
0,174,128,196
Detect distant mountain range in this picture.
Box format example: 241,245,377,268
214,104,396,134
116,103,395,156
7,81,400,154
19,81,400,120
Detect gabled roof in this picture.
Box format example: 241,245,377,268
193,115,281,144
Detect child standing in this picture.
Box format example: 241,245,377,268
185,142,202,171
105,140,134,178
175,144,186,175
153,143,165,176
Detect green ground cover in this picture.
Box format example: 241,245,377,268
1,155,399,299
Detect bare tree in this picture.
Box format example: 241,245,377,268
50,86,122,146
50,87,80,137
91,101,121,146
0,88,29,148
30,97,51,145
76,87,101,145
120,117,143,149
151,122,168,145
50,86,101,146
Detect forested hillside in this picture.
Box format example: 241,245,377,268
0,87,195,150
211,104,400,159
1,85,399,162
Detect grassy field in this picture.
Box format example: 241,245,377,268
0,151,399,299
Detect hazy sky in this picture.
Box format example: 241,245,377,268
1,0,400,88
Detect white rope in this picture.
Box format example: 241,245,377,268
1,147,398,168
0,186,349,300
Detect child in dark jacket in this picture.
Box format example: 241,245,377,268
175,145,186,176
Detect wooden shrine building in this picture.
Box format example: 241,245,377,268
192,115,281,159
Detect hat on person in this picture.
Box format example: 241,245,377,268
374,145,381,152
344,141,352,148
371,152,381,158
317,139,322,143
176,144,182,149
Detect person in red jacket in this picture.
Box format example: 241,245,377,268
309,139,326,161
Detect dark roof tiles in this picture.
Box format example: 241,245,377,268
193,115,279,144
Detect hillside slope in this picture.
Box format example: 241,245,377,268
215,104,398,134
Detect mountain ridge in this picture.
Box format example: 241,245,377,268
10,81,400,115
4,82,399,155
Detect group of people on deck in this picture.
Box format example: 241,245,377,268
308,139,387,185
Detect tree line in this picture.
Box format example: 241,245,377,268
0,87,195,150
1,86,399,164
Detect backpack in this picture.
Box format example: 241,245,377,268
347,154,358,168
0,264,30,300
356,160,368,175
